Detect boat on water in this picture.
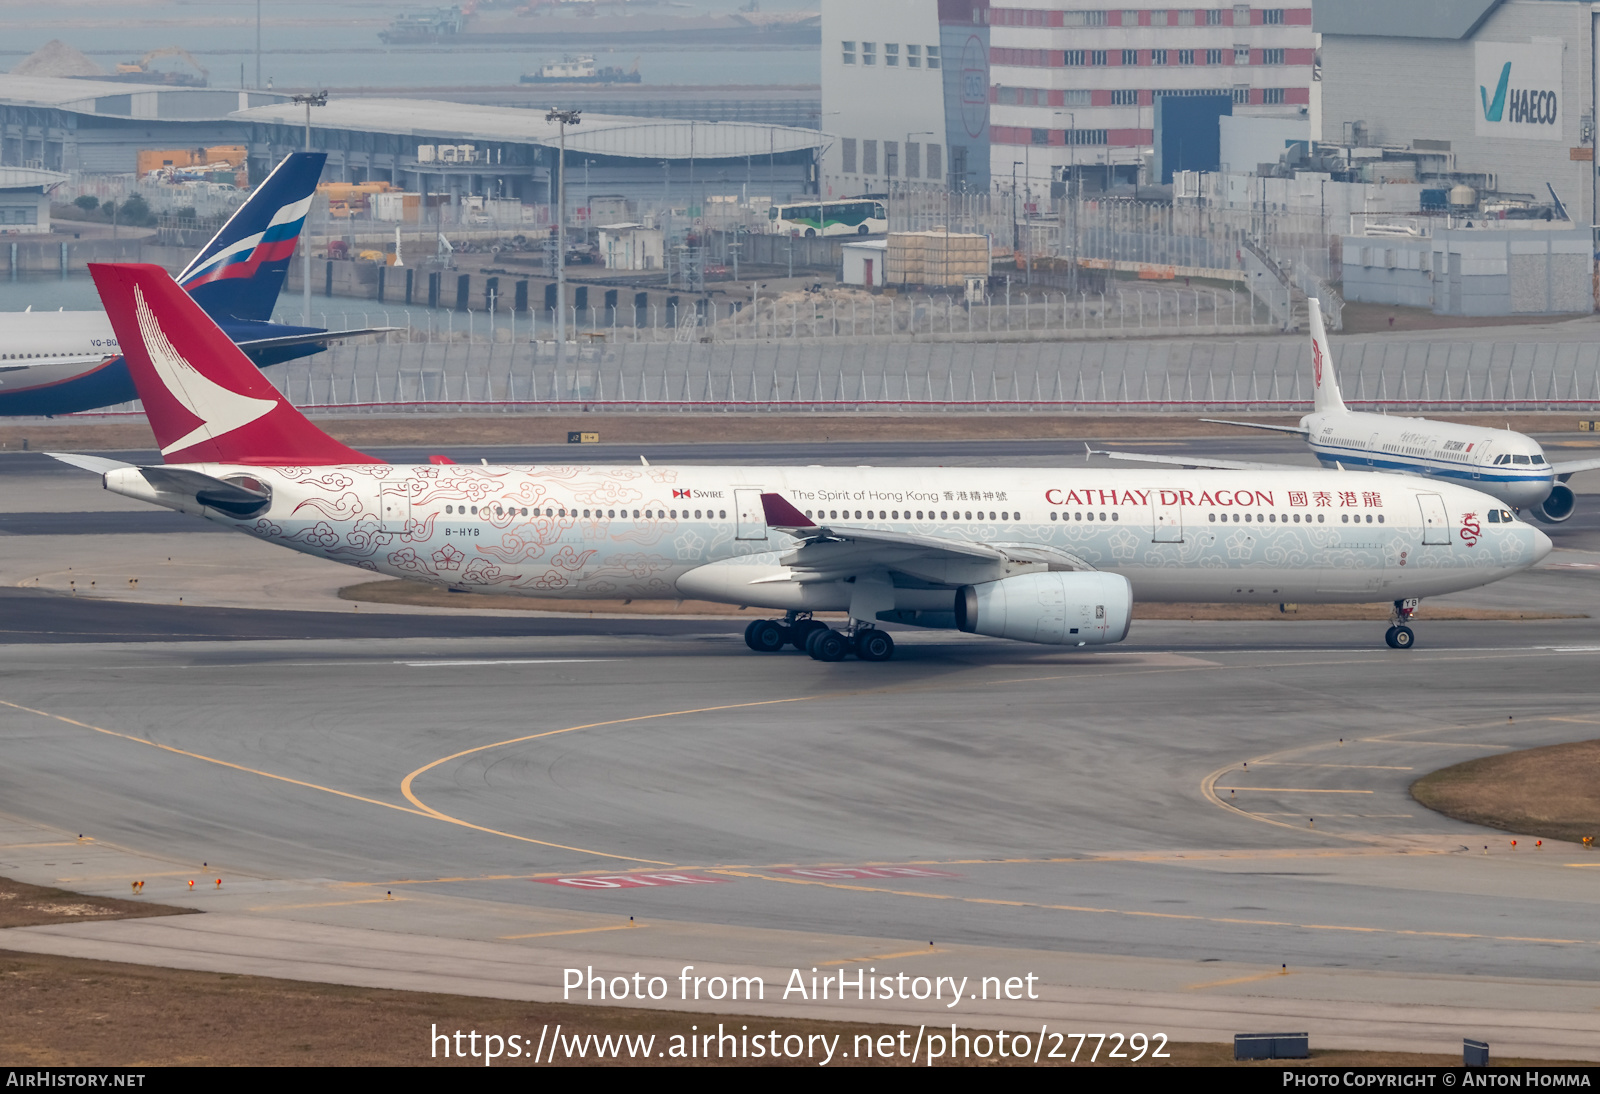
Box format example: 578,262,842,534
520,56,642,84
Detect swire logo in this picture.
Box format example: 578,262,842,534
1481,61,1510,122
673,488,691,498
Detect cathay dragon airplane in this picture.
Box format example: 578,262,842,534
1098,302,1600,523
0,152,385,416
53,263,1551,659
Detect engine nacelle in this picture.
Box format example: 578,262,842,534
1534,483,1575,523
955,571,1133,646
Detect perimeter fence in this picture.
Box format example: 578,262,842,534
85,338,1600,417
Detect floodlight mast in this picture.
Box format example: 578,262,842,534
291,91,328,326
546,108,581,380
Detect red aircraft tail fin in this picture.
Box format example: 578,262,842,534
89,262,375,466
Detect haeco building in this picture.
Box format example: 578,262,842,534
820,0,1314,195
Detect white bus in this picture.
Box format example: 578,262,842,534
769,199,887,237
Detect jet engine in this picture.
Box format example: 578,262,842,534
1533,482,1575,523
954,571,1133,646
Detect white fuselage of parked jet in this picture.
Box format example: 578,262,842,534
95,461,1548,615
0,311,120,385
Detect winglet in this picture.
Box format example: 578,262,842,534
760,492,817,530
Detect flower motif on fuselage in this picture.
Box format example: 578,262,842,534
289,521,342,549
1498,536,1525,564
549,544,596,572
673,530,705,560
386,547,434,575
294,492,366,522
646,469,681,483
432,544,465,570
1108,529,1139,559
1225,532,1255,559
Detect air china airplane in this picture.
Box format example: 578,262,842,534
0,152,382,416
53,263,1551,660
1099,302,1600,523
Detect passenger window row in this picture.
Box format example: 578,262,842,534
1049,511,1118,522
440,505,727,520
803,509,1015,522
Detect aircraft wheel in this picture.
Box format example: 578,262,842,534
854,629,895,662
1391,625,1415,650
789,619,825,650
749,619,788,653
808,628,848,662
743,620,763,650
1384,626,1399,649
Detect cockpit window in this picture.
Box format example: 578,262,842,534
1513,454,1530,465
1531,454,1546,465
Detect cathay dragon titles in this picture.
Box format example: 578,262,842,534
54,264,1550,661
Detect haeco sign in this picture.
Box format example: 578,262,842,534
1474,41,1563,141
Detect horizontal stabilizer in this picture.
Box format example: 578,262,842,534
1199,418,1311,436
234,327,401,353
46,452,135,475
1090,448,1297,472
138,465,272,517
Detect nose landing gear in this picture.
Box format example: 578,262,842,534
1384,598,1419,649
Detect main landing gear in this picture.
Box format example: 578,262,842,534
742,612,896,662
1384,598,1419,650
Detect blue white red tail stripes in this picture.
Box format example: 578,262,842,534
176,151,326,324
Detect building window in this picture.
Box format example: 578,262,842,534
1206,8,1224,24
906,142,921,177
1232,85,1251,103
1122,9,1139,24
1262,48,1284,65
841,137,856,173
1090,49,1107,65
1233,4,1251,23
1263,87,1285,104
1152,49,1168,65
862,42,876,66
1123,49,1139,65
1206,48,1224,65
1063,50,1086,66
927,143,942,179
863,139,877,174
1263,8,1284,24
1111,89,1138,105
1032,128,1049,145
1063,9,1107,26
842,41,855,65
1063,88,1091,106
886,43,899,67
884,140,899,177
1178,48,1195,65
1177,9,1195,24
907,44,921,68
1064,129,1108,145
1234,45,1250,65
1150,9,1168,25
927,45,940,69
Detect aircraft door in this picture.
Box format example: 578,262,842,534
1150,490,1183,542
380,482,411,533
734,488,768,540
1367,432,1382,467
1417,492,1451,544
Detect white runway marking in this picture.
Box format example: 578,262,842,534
394,659,618,667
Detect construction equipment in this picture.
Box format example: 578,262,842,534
114,47,208,87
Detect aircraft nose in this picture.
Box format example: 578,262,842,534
1531,526,1553,564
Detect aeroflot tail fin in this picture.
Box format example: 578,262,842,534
89,263,376,466
176,151,326,324
1308,298,1346,414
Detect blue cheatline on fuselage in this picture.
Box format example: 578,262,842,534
1310,443,1552,486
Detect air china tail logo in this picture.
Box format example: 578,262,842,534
1312,338,1324,387
133,283,277,455
1460,512,1481,547
673,488,691,498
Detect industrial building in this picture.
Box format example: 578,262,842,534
0,166,66,233
1317,0,1597,230
820,0,1315,195
0,75,829,215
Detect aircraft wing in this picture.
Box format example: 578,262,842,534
1199,418,1311,436
1550,456,1600,478
234,327,401,352
758,492,1093,585
1087,446,1297,472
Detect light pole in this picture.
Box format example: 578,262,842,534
546,108,580,377
1055,110,1077,288
1011,161,1022,254
902,129,933,232
292,91,327,326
